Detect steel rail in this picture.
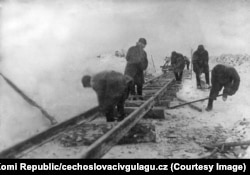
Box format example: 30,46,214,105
80,78,174,159
0,74,165,158
0,107,99,158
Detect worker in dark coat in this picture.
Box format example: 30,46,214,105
206,64,240,111
171,51,185,81
184,56,190,70
192,45,210,89
124,38,148,99
82,71,133,122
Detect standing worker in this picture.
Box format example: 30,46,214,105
124,38,148,100
192,45,210,89
82,71,133,122
171,51,185,82
206,64,240,111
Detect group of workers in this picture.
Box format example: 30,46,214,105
82,38,148,122
82,38,241,122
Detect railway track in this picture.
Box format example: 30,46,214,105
0,70,191,159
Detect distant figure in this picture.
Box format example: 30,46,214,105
160,56,171,74
125,38,148,99
82,71,133,122
206,64,240,111
184,56,190,70
171,51,185,81
192,45,210,89
164,56,171,66
115,51,120,57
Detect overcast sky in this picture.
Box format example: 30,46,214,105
1,0,250,77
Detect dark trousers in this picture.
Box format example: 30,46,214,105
117,98,125,119
196,73,200,86
129,81,143,96
105,105,115,122
196,71,210,86
207,82,224,109
186,63,190,70
207,98,213,109
174,71,183,81
135,84,143,95
104,98,126,122
209,83,223,100
104,88,129,122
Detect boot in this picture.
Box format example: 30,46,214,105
105,107,116,122
117,113,126,122
117,101,125,121
205,99,213,111
179,72,183,81
138,96,144,100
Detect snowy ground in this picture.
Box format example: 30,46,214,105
104,56,250,159
1,52,250,158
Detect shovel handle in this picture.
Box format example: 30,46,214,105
169,94,223,109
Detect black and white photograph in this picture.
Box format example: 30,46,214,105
0,0,250,159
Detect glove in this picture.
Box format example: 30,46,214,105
229,89,236,95
225,88,235,95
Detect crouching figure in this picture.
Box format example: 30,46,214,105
82,71,133,122
206,64,240,111
171,51,185,81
